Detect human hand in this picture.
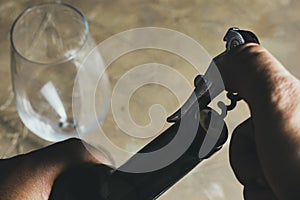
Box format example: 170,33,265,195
0,138,111,200
215,43,300,199
230,118,278,199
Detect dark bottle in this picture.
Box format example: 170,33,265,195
49,106,228,200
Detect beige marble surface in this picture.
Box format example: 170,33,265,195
1,0,300,199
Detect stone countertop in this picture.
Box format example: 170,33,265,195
1,0,300,199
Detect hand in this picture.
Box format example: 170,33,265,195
0,138,111,200
216,43,300,199
230,118,278,199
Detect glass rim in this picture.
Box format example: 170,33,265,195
10,2,89,66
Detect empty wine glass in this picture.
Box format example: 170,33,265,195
10,2,110,142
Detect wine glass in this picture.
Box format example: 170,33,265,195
10,2,110,142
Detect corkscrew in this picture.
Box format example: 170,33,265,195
167,27,259,122
49,28,260,200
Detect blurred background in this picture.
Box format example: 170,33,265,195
1,0,300,199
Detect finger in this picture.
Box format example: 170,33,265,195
229,118,268,187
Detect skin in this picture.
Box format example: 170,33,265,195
215,43,300,199
0,43,299,199
0,138,111,200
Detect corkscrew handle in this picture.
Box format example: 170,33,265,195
167,27,260,123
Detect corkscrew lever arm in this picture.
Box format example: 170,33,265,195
167,27,260,123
